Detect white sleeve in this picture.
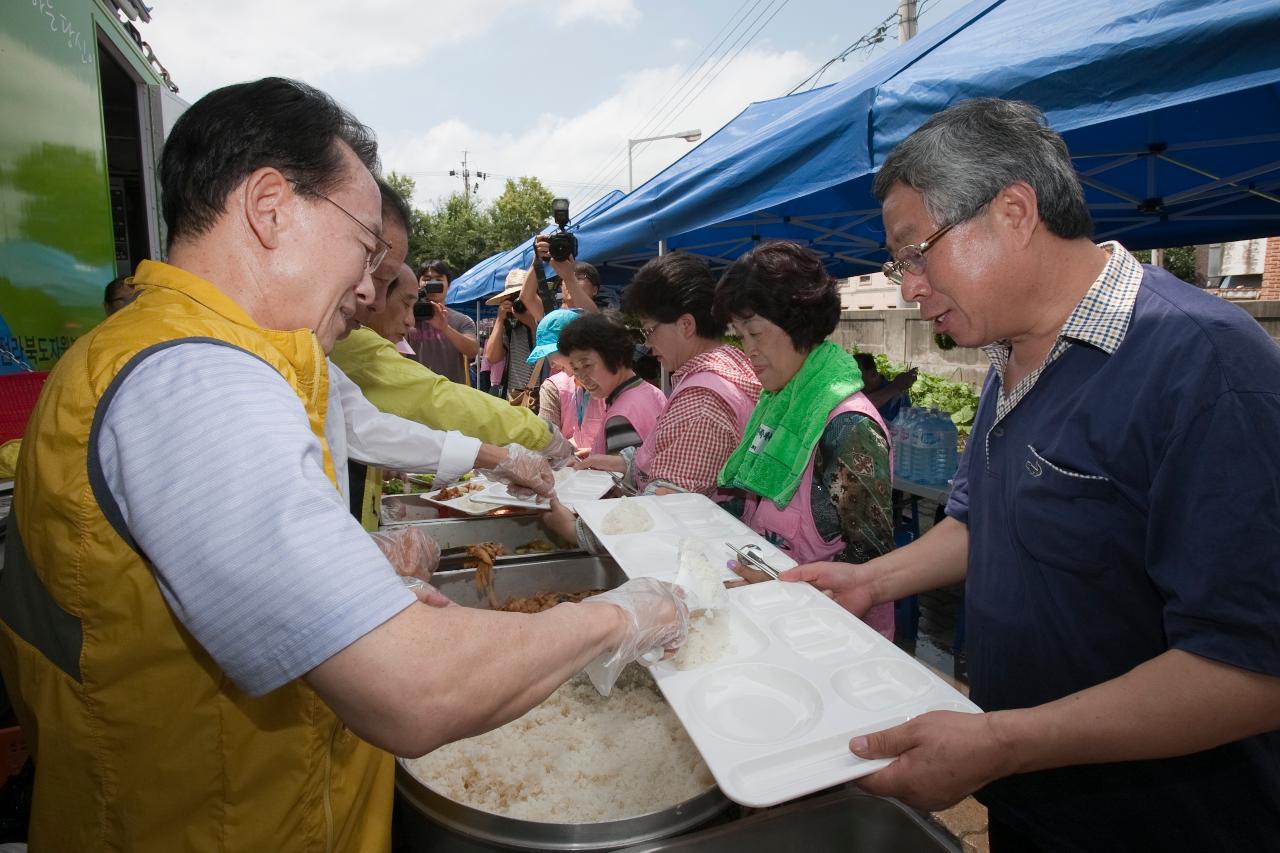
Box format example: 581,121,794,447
95,343,415,696
329,362,481,484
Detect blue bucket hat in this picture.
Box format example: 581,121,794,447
527,308,581,363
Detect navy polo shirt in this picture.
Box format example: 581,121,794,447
947,265,1280,852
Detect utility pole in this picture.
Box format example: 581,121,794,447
898,0,917,43
448,151,487,195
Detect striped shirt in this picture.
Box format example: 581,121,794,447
96,343,414,696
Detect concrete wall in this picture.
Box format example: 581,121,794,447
830,308,991,388
834,300,1280,390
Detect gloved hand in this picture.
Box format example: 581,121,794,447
540,427,577,470
369,527,441,581
579,577,689,696
479,444,556,497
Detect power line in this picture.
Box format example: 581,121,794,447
572,0,768,204
788,0,941,95
573,0,792,204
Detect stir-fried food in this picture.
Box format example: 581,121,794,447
465,542,506,607
497,589,605,614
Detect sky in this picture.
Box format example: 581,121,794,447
137,0,970,215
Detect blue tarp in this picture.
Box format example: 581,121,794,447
447,190,626,306
565,0,1280,278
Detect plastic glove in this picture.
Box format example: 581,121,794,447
579,577,689,696
540,428,577,470
479,444,555,497
369,527,441,581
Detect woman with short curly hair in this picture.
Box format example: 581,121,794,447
714,240,896,639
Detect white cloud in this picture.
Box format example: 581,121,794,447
138,0,519,100
380,47,815,213
555,0,640,27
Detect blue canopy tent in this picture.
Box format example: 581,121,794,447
569,0,1280,278
446,190,626,307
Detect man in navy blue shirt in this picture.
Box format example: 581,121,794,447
781,99,1280,852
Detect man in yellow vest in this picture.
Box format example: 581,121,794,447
0,76,686,852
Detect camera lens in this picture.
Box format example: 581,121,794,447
414,299,435,320
512,298,527,314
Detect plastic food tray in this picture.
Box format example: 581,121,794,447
575,493,794,585
577,492,980,808
471,468,616,512
418,478,496,516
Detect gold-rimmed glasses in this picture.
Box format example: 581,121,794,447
882,221,955,285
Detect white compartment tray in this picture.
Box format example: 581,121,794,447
652,582,980,807
575,493,795,585
577,493,980,808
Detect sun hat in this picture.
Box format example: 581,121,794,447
526,308,582,364
484,268,528,306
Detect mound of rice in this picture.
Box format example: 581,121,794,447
673,610,734,670
402,667,715,823
601,497,654,534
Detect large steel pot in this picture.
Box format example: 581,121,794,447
392,556,734,852
394,761,732,852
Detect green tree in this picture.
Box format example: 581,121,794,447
389,173,558,277
1132,246,1199,285
415,192,491,275
487,177,553,250
384,171,433,270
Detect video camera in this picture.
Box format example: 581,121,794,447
547,197,578,263
414,279,445,321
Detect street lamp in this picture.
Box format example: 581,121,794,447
628,129,702,191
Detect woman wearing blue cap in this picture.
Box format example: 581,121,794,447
528,309,605,452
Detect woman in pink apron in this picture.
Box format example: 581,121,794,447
576,252,760,497
542,254,761,547
555,312,666,456
713,241,896,641
528,309,605,452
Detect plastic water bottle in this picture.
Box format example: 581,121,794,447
917,410,943,483
936,410,959,485
893,408,916,482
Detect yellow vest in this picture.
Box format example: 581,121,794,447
0,261,393,852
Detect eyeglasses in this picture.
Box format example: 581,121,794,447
639,322,663,343
316,193,392,274
882,222,955,285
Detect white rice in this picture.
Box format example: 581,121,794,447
673,610,734,670
601,497,654,534
402,668,715,823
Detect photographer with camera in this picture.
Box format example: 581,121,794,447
484,265,546,404
541,197,603,313
407,260,479,384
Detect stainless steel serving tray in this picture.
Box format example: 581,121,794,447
387,513,582,566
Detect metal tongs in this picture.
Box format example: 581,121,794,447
609,472,641,497
725,542,781,581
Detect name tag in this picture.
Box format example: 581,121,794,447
749,425,774,454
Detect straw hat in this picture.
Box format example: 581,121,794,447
484,268,527,306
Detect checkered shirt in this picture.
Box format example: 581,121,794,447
982,241,1144,425
643,348,758,494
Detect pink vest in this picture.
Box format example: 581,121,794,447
634,370,757,497
549,371,605,450
741,392,896,640
591,377,667,456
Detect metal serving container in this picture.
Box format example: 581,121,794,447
615,787,962,853
393,556,734,852
384,512,581,565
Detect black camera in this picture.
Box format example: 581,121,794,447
547,197,578,263
414,280,445,320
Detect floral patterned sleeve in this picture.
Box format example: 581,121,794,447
811,412,895,565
